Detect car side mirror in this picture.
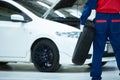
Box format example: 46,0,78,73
11,14,25,22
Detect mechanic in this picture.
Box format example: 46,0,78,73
80,0,120,80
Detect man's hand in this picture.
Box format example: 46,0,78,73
80,24,84,32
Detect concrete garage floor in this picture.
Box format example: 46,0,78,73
0,61,119,80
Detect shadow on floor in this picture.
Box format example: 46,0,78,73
0,62,117,73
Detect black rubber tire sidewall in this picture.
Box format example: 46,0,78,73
32,39,60,72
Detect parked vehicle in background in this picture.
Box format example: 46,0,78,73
0,0,114,72
0,0,80,72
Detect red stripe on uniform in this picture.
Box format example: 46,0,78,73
112,20,120,22
96,20,107,23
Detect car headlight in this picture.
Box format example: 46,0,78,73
55,31,80,38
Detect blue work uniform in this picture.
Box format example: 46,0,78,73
80,0,120,80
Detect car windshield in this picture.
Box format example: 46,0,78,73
14,0,75,18
46,8,76,19
14,0,53,17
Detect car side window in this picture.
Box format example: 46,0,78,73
0,1,21,21
0,1,23,21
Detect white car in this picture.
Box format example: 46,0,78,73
0,0,114,72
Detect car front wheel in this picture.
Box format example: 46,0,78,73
32,39,60,72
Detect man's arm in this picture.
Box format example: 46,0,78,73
80,0,97,25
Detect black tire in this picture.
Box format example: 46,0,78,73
72,21,95,65
88,62,107,67
32,39,60,72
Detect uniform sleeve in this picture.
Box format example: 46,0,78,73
80,0,97,25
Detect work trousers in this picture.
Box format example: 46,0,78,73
90,12,120,80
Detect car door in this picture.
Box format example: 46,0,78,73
0,1,31,58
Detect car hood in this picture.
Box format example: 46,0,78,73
53,0,77,10
42,0,78,18
28,18,80,36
